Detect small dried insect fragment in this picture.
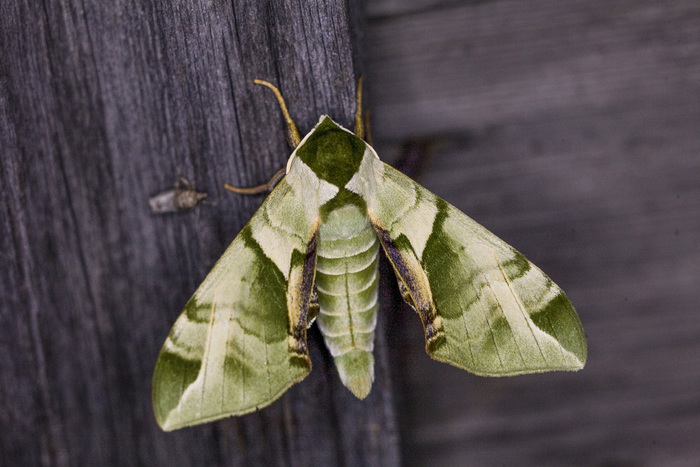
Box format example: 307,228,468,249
149,178,208,213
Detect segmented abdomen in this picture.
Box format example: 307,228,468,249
315,205,379,397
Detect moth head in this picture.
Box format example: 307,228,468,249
287,116,367,188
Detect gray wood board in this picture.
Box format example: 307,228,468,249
0,0,400,465
366,1,700,465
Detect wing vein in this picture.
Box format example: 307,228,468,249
479,288,505,371
387,182,418,232
263,201,305,245
459,302,476,367
493,248,548,367
486,276,527,367
222,306,231,412
200,297,218,416
264,320,272,399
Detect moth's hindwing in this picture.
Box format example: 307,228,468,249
369,164,587,376
152,178,319,431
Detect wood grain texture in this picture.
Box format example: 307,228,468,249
0,0,400,465
366,0,700,465
3,0,699,465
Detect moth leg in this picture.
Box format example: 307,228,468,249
353,75,373,145
224,167,286,195
177,176,193,189
354,75,364,138
253,79,301,147
362,108,373,146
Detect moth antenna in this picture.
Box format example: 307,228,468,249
363,108,373,146
225,167,286,195
254,79,301,147
354,75,364,139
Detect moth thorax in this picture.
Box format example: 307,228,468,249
295,117,366,188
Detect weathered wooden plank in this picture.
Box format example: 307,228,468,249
0,0,399,465
367,1,700,139
366,0,700,465
4,0,699,464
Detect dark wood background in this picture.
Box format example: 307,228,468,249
366,1,700,465
2,0,699,465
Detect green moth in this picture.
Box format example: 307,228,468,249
152,79,587,431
